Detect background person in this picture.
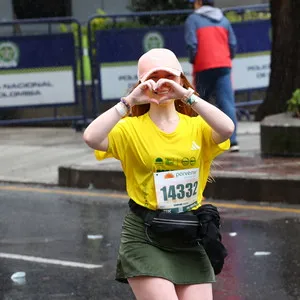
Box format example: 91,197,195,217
185,0,239,152
83,48,234,300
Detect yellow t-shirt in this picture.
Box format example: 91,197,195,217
95,112,229,210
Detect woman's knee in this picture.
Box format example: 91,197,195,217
128,276,179,300
175,283,213,300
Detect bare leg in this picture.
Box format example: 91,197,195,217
128,276,179,300
176,283,213,300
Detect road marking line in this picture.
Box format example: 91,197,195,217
209,202,300,214
0,253,103,269
0,185,127,199
1,185,300,214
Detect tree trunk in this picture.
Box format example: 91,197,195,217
255,0,300,121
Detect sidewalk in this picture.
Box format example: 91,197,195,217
1,123,299,204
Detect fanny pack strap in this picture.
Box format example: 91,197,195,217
128,199,158,225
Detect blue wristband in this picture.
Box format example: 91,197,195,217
186,94,197,106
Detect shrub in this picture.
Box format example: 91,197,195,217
287,89,300,118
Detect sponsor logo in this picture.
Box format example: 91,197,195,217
155,157,164,165
190,157,196,166
164,173,175,179
155,156,197,168
182,157,190,166
162,169,198,179
165,158,175,166
175,169,197,177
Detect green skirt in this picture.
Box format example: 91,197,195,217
116,211,215,285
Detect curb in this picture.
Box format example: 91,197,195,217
58,166,300,204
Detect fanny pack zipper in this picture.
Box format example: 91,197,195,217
152,218,199,226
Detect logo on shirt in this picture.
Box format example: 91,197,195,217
155,156,197,169
182,157,196,166
191,141,201,151
155,157,164,165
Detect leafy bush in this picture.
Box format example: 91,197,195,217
225,11,270,23
287,89,300,117
129,0,192,26
129,1,270,25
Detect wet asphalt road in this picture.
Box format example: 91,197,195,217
0,184,300,300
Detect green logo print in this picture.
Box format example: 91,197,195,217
165,158,175,166
181,157,190,166
155,157,164,165
190,157,196,166
143,32,164,52
0,42,19,68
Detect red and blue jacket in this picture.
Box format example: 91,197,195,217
184,6,237,73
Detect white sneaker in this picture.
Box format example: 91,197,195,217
229,144,240,152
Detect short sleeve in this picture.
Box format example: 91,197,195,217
196,116,230,161
94,118,130,161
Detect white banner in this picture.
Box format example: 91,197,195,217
0,70,75,107
100,54,270,100
232,55,270,90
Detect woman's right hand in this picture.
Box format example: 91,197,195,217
123,80,159,106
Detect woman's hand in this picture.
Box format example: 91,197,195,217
124,79,193,106
153,79,193,104
124,80,160,106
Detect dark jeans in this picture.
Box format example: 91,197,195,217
195,67,237,145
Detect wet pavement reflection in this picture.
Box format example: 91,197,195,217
0,185,299,300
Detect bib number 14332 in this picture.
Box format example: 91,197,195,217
154,168,200,213
160,182,198,201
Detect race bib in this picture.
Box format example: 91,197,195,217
154,168,200,213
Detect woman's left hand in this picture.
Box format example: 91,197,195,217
154,79,193,103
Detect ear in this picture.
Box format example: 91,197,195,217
180,78,184,86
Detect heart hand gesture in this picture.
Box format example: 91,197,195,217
124,80,160,106
124,79,193,106
153,79,192,104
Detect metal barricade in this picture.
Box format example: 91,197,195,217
87,4,270,120
0,17,87,130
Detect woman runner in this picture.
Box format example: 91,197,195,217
83,48,234,300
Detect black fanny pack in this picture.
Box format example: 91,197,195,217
128,199,228,275
148,211,200,241
129,199,200,241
